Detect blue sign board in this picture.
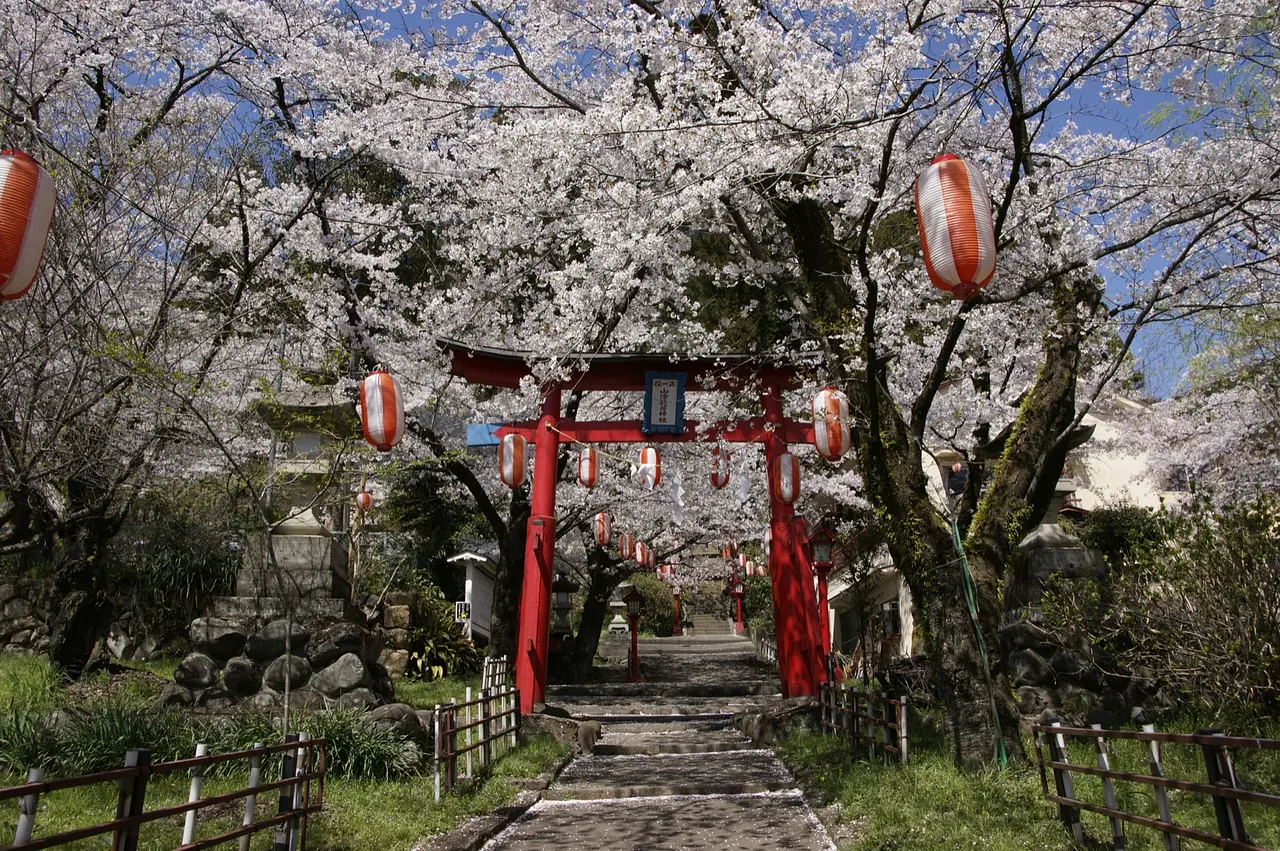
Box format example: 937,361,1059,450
642,371,687,435
466,423,503,447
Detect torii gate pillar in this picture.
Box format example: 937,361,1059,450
514,387,561,713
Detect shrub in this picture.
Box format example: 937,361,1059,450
743,575,774,633
624,572,676,637
0,708,61,775
196,711,285,777
0,655,63,714
304,709,420,779
59,696,196,773
405,580,483,680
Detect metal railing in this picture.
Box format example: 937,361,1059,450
1033,721,1280,850
817,683,909,764
431,656,520,802
3,735,324,850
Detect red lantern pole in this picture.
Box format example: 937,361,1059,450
628,613,642,683
793,517,828,685
672,588,683,636
734,588,744,634
761,383,819,698
514,387,561,713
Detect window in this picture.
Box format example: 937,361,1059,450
881,600,901,637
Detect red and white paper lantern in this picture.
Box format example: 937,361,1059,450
0,150,56,301
619,533,635,561
636,446,661,490
359,371,404,452
634,541,649,567
739,553,748,572
594,511,612,548
914,153,997,300
578,446,598,488
764,527,772,561
771,452,801,505
647,548,656,570
710,446,731,489
499,433,527,488
355,491,373,511
812,387,851,461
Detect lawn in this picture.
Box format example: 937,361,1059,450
779,708,1280,851
392,674,483,711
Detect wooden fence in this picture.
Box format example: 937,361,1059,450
431,655,520,802
817,683,908,764
2,735,324,850
750,629,778,666
1033,721,1280,850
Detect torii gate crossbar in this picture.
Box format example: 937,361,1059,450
439,339,828,712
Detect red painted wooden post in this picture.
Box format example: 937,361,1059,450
762,383,817,698
515,387,561,714
793,516,828,685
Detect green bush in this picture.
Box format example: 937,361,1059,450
196,711,284,777
405,580,484,680
0,655,62,714
59,697,196,773
0,708,61,774
743,575,774,633
304,709,421,779
624,572,677,637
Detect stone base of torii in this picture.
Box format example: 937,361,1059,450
439,339,829,712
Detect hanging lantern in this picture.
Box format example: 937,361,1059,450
765,526,772,560
812,386,851,461
739,553,748,572
634,541,649,567
0,151,56,301
619,532,635,561
355,491,373,511
648,548,656,570
771,452,801,505
594,511,612,548
637,446,661,490
578,446,598,488
914,153,997,300
359,371,405,452
499,433,527,488
710,446,731,490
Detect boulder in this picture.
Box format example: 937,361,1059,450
3,599,28,620
383,628,412,651
371,662,395,699
310,653,370,697
999,620,1056,654
1008,648,1056,687
577,719,601,753
8,630,31,646
414,710,435,737
175,653,219,689
245,620,310,661
223,656,262,696
189,618,247,661
197,686,236,711
369,703,421,738
384,591,415,607
250,691,279,710
290,689,327,712
383,605,412,630
1016,686,1054,716
130,635,161,662
379,649,410,676
158,683,194,707
335,688,382,710
264,655,312,692
0,583,15,605
309,622,377,670
1051,649,1104,691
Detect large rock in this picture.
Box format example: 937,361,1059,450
3,599,28,620
379,648,410,676
335,688,382,710
189,618,247,661
369,703,421,738
310,653,370,697
383,605,412,630
290,689,327,712
999,620,1056,654
383,628,412,651
264,654,312,691
308,622,377,670
1008,648,1056,687
222,656,262,696
245,620,310,661
250,691,279,710
1016,686,1054,716
158,683,194,707
197,686,236,711
175,653,219,689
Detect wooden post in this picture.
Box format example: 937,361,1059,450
849,690,860,754
880,693,894,765
898,696,909,765
13,767,43,846
433,706,442,802
182,743,209,845
239,743,264,851
1090,724,1126,849
480,688,492,768
113,748,152,851
297,734,315,851
1142,725,1179,851
273,733,299,851
1046,722,1084,843
866,693,876,762
1199,728,1249,844
465,687,474,779
513,688,521,747
446,703,458,791
288,733,308,851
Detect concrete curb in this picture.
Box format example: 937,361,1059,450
413,752,575,851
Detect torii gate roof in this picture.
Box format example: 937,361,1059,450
437,338,815,391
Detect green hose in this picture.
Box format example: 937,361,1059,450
952,518,1009,768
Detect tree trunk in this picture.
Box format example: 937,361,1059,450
47,522,117,680
488,495,529,660
568,554,620,682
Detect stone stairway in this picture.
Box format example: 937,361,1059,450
480,634,834,851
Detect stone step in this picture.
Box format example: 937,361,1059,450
547,681,776,698
593,729,759,755
554,694,783,718
543,750,795,801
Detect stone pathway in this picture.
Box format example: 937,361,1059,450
480,634,835,851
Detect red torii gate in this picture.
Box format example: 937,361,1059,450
439,339,828,712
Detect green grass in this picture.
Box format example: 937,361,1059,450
391,674,483,710
779,710,1280,851
0,654,62,713
0,734,569,850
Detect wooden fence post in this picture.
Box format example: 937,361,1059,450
181,743,208,846
272,733,299,851
433,705,442,802
465,687,474,779
480,688,492,768
1142,725,1179,851
849,690,860,755
113,748,152,851
1090,724,1126,850
880,693,894,765
239,742,264,851
897,696,909,765
512,688,520,747
445,703,458,792
1046,722,1084,843
1199,728,1249,844
13,767,43,846
865,693,876,763
288,733,308,851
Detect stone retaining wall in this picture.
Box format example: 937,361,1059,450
0,580,51,655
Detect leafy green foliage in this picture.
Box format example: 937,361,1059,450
624,572,676,637
743,575,775,633
1072,502,1165,572
0,709,61,774
304,709,421,779
59,697,197,773
0,655,62,714
405,580,484,681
